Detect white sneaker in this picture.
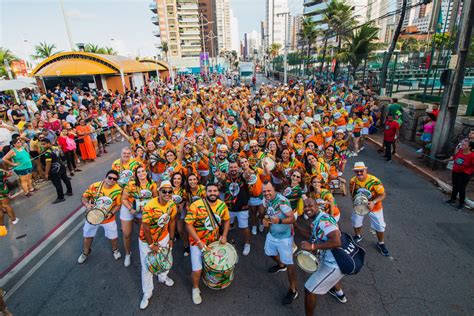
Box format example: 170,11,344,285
243,244,251,256
158,276,174,287
140,295,151,310
113,249,122,260
258,223,265,232
251,226,257,235
12,218,19,225
192,288,202,305
124,254,131,267
77,252,88,264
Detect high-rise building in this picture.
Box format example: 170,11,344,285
150,0,202,59
215,0,232,54
230,10,240,54
198,0,218,59
290,14,303,51
243,30,262,59
266,0,289,48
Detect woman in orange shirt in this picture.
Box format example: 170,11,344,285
76,119,97,162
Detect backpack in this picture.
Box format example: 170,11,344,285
331,232,366,275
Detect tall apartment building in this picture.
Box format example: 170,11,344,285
243,30,262,59
290,14,303,51
266,0,289,48
198,0,218,59
230,10,240,54
150,0,202,59
215,0,232,54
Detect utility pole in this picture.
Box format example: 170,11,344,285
160,0,174,85
199,13,208,76
430,0,474,161
59,0,74,51
277,12,290,84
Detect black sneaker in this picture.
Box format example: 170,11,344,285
268,264,287,274
183,246,190,257
328,288,347,303
444,199,456,205
282,289,298,305
456,204,464,210
353,235,363,243
52,198,66,204
377,243,389,256
66,192,73,196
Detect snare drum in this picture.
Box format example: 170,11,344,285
295,250,319,273
202,241,238,290
86,207,109,225
353,192,370,215
146,247,173,275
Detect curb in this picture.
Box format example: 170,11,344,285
366,136,474,209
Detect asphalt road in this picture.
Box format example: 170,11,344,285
4,138,474,315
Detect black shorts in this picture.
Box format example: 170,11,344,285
353,131,361,138
97,133,107,145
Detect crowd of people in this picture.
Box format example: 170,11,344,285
0,72,470,315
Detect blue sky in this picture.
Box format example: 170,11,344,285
0,0,302,62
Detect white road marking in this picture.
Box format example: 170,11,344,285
4,220,82,301
0,207,85,288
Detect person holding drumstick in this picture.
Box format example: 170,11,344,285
185,183,230,305
300,199,346,316
78,170,122,264
138,181,177,310
262,181,298,305
350,162,388,256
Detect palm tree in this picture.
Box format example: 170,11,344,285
31,42,59,60
102,47,117,55
380,0,407,93
298,17,319,74
338,23,380,83
269,43,282,59
0,47,18,78
324,0,358,78
161,41,169,61
84,43,101,53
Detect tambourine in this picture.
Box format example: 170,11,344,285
262,156,275,171
263,113,271,121
304,117,314,125
247,174,257,185
172,194,183,204
276,106,284,113
248,118,256,125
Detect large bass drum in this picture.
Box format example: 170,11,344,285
202,242,238,290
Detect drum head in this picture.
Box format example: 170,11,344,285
248,118,256,125
86,208,106,225
296,251,319,273
263,157,275,171
146,248,173,275
172,194,183,204
263,113,271,121
204,242,238,271
247,174,257,185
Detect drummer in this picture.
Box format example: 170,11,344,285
350,162,388,256
185,183,230,305
78,170,123,264
300,198,347,316
261,181,298,305
138,180,177,310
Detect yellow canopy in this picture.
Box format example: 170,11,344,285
139,59,170,71
32,52,150,77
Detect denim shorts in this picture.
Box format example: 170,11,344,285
15,168,33,176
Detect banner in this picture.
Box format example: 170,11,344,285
11,60,28,77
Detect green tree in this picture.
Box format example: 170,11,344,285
324,0,358,78
298,17,319,59
0,47,18,78
161,41,169,61
338,23,380,82
84,43,101,53
31,42,59,60
269,43,282,59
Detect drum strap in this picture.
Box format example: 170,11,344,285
94,181,105,205
203,199,222,235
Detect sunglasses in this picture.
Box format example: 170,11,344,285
292,174,301,178
107,176,118,181
160,189,173,195
355,170,364,174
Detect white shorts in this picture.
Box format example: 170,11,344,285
230,211,249,229
249,197,263,206
361,127,369,135
264,234,294,265
305,262,344,294
198,169,210,177
333,214,340,222
190,245,203,271
351,209,386,232
119,204,142,221
83,220,118,239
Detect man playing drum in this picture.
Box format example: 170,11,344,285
78,170,122,264
300,199,347,316
350,162,389,256
261,181,298,305
138,181,177,310
185,183,230,305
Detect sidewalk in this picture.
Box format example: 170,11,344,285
365,132,474,208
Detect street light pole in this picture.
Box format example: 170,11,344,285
59,0,74,51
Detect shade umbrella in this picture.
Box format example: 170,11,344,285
0,79,37,92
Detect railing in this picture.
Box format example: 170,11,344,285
149,2,157,12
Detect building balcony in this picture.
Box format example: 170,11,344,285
151,15,159,25
303,0,321,6
180,29,200,35
177,4,198,10
152,30,161,37
178,17,199,23
149,2,157,13
303,2,328,16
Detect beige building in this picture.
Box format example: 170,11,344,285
215,0,232,54
150,0,202,59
